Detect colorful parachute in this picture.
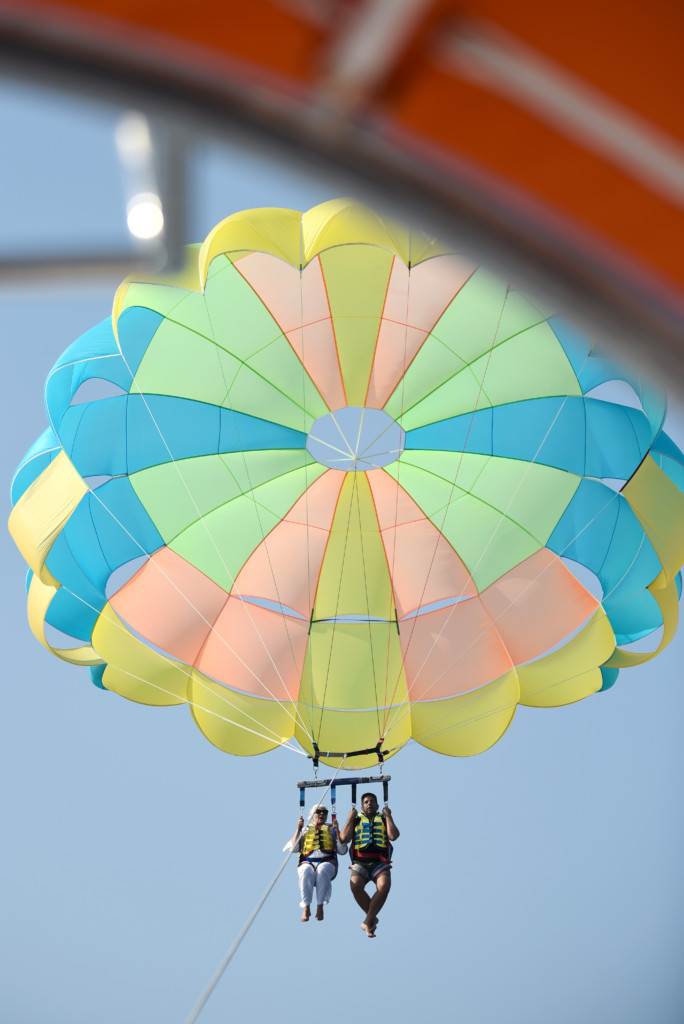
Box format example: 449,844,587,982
9,200,684,768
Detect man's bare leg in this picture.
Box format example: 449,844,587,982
315,904,324,920
301,905,310,922
364,872,391,936
350,873,371,930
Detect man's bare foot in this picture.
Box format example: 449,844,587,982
315,904,324,921
301,906,310,922
361,917,377,937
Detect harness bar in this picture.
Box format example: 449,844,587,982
296,775,392,790
297,774,391,810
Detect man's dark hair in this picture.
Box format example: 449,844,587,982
360,792,378,804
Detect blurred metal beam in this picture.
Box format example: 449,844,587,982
318,0,431,111
442,21,684,209
147,116,189,273
0,252,164,286
0,8,682,393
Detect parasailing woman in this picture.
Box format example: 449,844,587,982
287,805,347,922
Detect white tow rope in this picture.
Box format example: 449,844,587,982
184,850,295,1024
184,763,346,1023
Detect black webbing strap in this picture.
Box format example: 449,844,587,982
311,740,387,769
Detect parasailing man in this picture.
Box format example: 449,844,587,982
339,792,400,938
287,805,347,922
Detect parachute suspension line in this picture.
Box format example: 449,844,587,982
381,246,413,727
354,473,383,742
215,345,316,746
380,284,513,737
83,480,304,736
184,760,347,1024
114,348,315,744
299,228,317,746
382,342,606,733
100,662,307,755
414,622,625,747
190,287,318,746
55,581,306,754
385,469,625,718
47,353,293,718
601,521,646,601
315,471,359,747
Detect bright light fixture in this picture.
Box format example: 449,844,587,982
126,193,164,240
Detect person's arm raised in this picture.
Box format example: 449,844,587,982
383,806,400,840
288,816,305,850
332,821,348,854
338,807,357,844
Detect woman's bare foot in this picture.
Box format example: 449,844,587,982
315,904,324,921
301,906,311,922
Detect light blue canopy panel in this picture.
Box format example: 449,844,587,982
550,316,667,432
56,394,307,478
547,479,662,644
405,396,653,479
42,478,164,643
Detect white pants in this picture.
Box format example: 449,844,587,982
297,861,337,908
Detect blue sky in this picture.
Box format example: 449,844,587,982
1,80,683,1024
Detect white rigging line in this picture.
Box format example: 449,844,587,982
356,416,399,461
322,450,403,469
380,283,511,733
47,353,310,739
378,252,414,719
407,660,608,749
204,271,321,745
109,663,306,754
385,481,623,726
84,481,306,735
383,390,638,736
328,408,358,456
391,395,573,700
307,432,357,458
355,474,382,739
315,471,359,744
353,405,368,457
113,341,317,743
54,580,306,755
381,297,614,738
299,229,317,744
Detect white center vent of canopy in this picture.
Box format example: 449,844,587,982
306,406,405,471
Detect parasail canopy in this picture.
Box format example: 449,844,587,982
9,200,684,768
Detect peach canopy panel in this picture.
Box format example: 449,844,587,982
9,201,684,768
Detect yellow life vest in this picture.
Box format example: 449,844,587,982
300,823,336,861
352,813,389,861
